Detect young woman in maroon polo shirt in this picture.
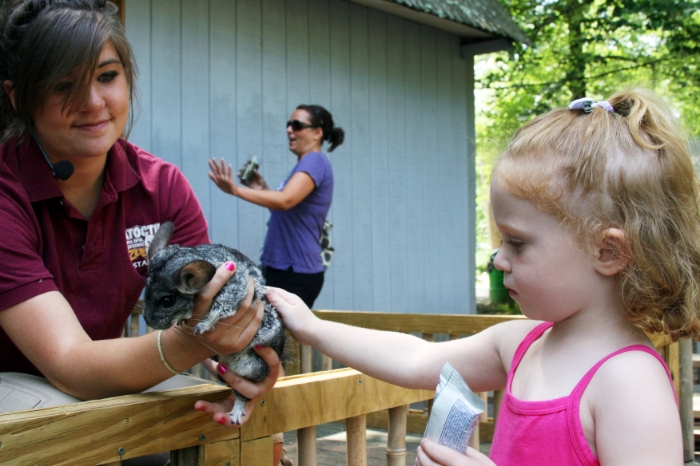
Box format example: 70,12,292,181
0,0,279,428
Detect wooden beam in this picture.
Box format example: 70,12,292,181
199,438,240,466
242,368,433,441
240,436,273,466
366,410,497,443
0,383,237,465
0,369,431,465
313,311,526,335
648,332,674,350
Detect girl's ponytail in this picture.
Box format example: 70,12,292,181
608,88,688,162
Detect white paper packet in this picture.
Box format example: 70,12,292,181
422,362,486,455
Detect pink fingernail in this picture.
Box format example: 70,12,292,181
217,364,228,375
254,345,262,349
196,405,206,411
218,418,227,425
225,262,236,272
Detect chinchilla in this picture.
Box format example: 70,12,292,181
143,221,286,424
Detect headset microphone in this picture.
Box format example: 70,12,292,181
46,160,74,181
29,127,74,181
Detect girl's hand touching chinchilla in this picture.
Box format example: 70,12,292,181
265,287,318,345
189,262,264,355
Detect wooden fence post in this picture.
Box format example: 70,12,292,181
301,345,313,374
321,353,333,371
297,426,317,466
680,338,694,464
346,414,367,466
387,405,408,466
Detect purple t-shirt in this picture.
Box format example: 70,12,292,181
260,152,333,274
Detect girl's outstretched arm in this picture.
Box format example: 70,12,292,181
266,287,516,392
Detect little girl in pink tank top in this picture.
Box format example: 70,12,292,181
269,88,700,465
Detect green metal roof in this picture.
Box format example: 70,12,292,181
390,0,530,45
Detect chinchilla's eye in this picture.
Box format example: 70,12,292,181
159,296,176,308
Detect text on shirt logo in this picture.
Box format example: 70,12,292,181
125,223,161,269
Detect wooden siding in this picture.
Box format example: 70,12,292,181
125,0,475,314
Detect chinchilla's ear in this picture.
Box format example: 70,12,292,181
148,222,175,260
175,260,217,294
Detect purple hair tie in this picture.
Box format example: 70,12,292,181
568,97,614,114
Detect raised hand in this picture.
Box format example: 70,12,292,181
208,157,237,196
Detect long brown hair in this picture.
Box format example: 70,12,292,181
0,0,137,140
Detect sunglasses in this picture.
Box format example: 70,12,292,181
287,120,316,131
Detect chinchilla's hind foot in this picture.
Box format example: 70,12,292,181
227,395,249,425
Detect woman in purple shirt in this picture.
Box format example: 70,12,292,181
209,105,344,308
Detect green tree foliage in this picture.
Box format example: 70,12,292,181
474,0,700,267
478,0,700,137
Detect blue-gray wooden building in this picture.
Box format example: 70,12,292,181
119,0,528,314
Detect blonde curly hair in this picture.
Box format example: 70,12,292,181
493,88,700,340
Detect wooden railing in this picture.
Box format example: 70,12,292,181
0,309,682,465
0,367,431,465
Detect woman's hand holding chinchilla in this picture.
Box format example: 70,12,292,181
265,286,319,345
185,262,264,357
195,346,281,427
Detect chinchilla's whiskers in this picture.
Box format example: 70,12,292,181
178,317,244,330
192,294,261,312
172,325,226,359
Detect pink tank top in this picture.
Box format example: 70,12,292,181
489,322,674,466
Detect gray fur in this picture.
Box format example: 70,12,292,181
143,222,286,424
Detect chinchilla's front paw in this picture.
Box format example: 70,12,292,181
193,321,214,334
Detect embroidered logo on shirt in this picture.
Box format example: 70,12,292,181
126,223,160,269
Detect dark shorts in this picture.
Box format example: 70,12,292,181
263,266,325,308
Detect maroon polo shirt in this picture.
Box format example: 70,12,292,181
0,135,210,376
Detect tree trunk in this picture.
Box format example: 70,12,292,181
561,0,588,99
